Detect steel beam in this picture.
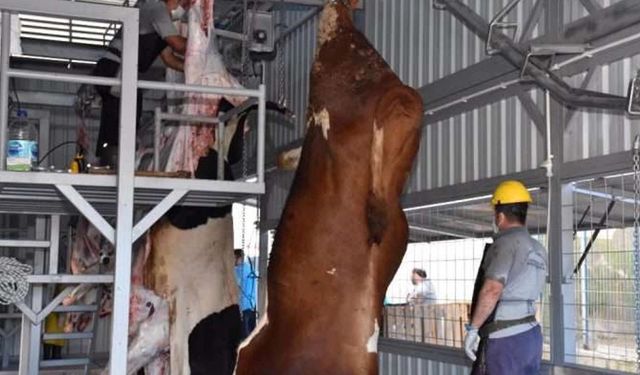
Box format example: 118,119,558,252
26,275,113,284
437,0,627,110
563,68,595,129
409,224,475,239
401,169,548,209
20,39,104,62
257,210,269,317
55,184,115,244
0,240,50,248
0,12,11,170
517,91,546,136
422,0,640,119
579,0,602,14
518,0,545,43
131,190,187,242
110,7,138,374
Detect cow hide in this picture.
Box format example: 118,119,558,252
234,1,423,374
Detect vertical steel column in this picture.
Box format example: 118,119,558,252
545,0,567,367
49,215,60,275
257,191,269,316
154,107,161,171
217,121,225,181
257,231,269,316
28,217,46,374
2,310,11,369
257,84,266,184
18,215,33,375
109,9,139,375
0,12,12,170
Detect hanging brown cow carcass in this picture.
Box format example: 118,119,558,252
234,1,423,374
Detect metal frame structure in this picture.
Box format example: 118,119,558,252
0,1,267,374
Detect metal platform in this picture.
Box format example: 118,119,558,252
0,1,267,373
0,171,264,216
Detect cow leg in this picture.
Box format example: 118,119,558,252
188,305,242,375
145,352,170,375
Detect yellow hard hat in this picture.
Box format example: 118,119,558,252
491,180,532,206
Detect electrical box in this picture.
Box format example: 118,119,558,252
248,10,274,54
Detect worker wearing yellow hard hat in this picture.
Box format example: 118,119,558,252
464,180,547,375
490,180,533,206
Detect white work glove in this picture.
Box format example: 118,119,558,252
464,324,480,362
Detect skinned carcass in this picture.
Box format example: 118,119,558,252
63,218,114,333
108,1,248,374
164,0,245,175
234,1,423,374
100,284,170,375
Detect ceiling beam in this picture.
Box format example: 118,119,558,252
437,0,627,110
421,0,640,121
408,224,476,239
579,0,603,15
273,0,362,9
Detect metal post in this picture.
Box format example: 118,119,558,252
257,84,266,183
49,215,60,275
0,12,12,170
154,107,161,171
28,217,46,375
2,311,11,369
257,229,269,316
109,9,139,375
579,231,592,349
217,121,225,181
544,0,571,367
257,185,269,316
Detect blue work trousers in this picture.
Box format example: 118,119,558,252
472,325,543,375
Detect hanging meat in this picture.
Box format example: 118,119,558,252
104,0,246,374
234,1,423,374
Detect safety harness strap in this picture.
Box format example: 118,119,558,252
478,315,537,338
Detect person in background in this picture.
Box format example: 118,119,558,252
93,0,187,167
406,268,437,305
234,249,258,339
464,180,547,375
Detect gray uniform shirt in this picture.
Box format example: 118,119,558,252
103,1,178,65
482,227,547,338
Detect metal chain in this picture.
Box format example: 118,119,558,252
632,135,640,373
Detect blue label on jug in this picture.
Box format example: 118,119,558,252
6,140,34,171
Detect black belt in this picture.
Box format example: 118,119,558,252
479,315,537,338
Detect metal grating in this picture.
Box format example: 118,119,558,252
0,172,264,216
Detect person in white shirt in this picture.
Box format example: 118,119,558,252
407,268,437,305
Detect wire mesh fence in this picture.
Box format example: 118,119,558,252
383,190,550,354
568,175,638,373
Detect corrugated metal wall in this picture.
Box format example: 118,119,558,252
363,0,546,193
563,58,640,162
264,6,320,150
408,94,545,193
379,352,470,375
364,0,542,88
